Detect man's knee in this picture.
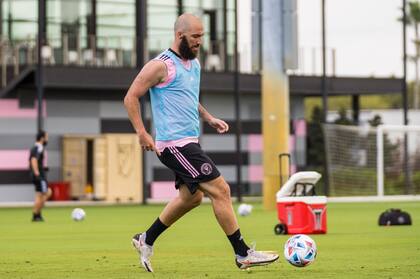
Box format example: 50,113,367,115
46,188,52,198
217,183,231,200
179,187,203,208
186,191,203,208
205,177,231,201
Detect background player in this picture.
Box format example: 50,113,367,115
29,130,50,222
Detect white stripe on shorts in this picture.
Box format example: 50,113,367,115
41,180,48,193
168,146,200,178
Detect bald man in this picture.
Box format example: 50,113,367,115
124,13,278,272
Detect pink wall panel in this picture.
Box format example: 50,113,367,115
289,135,295,152
0,100,47,118
294,119,307,136
0,150,48,170
291,164,297,175
150,181,178,199
0,150,30,170
247,134,263,152
248,165,263,183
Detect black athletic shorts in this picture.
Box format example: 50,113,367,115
157,143,221,194
33,177,48,193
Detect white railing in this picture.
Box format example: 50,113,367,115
0,34,139,87
0,35,251,88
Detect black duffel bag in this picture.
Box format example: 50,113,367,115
378,208,412,226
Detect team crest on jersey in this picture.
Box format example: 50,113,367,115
200,163,213,175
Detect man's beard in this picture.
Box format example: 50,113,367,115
179,36,197,60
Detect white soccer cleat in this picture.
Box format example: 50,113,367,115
132,233,154,272
235,248,279,269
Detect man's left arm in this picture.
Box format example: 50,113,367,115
198,103,229,134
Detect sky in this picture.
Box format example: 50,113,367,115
298,0,410,79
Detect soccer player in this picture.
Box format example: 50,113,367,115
29,130,50,222
124,13,279,272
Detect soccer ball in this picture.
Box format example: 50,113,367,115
284,234,317,267
71,208,86,221
237,203,253,216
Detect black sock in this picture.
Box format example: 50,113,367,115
227,229,250,257
145,218,169,246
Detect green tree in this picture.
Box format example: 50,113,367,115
333,107,354,125
366,115,400,173
368,114,383,127
307,106,325,166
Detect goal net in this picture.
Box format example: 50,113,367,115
323,124,420,196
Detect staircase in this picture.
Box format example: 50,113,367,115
0,65,34,98
0,39,35,98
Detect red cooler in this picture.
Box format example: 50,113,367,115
48,182,70,201
274,172,327,235
276,196,327,234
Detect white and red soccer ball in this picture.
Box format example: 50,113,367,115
284,234,317,267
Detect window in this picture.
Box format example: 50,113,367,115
1,0,37,43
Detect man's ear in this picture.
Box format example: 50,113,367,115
176,31,183,40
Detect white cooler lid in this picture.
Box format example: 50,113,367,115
276,171,322,198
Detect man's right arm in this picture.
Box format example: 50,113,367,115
30,147,41,178
123,60,167,155
30,157,40,177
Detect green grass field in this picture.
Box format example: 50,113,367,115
1,202,419,279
